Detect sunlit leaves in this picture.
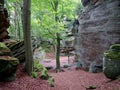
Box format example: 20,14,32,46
31,0,81,40
6,0,82,42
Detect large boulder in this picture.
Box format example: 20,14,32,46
0,42,19,82
0,56,19,81
103,44,120,79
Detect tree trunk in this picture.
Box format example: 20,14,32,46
13,2,18,40
53,0,61,72
23,0,33,75
56,33,60,72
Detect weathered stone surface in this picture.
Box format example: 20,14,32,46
0,56,19,81
0,42,19,81
75,0,120,72
103,57,120,79
0,4,10,41
6,39,37,62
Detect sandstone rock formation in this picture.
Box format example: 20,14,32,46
0,42,19,82
0,4,10,41
75,0,120,72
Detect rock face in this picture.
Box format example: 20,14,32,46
75,0,120,72
0,3,10,41
0,42,19,81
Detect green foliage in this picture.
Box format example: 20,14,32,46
31,0,82,46
34,59,43,72
6,0,83,49
5,0,23,40
31,72,37,78
40,67,49,80
48,76,54,87
33,59,54,84
33,59,50,80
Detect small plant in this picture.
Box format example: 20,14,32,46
31,72,37,78
40,67,49,80
34,59,43,72
48,76,54,87
32,59,55,86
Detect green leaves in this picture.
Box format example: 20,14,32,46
7,0,82,44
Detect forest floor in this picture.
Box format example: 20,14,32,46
0,51,120,90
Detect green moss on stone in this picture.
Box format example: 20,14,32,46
104,44,120,60
110,44,120,51
103,44,120,79
104,50,120,60
0,42,10,51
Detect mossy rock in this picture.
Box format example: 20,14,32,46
104,50,120,60
103,44,120,79
0,42,10,51
0,42,12,56
110,44,120,51
0,56,19,81
103,57,120,79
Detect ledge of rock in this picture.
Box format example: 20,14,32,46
0,42,19,82
0,42,12,56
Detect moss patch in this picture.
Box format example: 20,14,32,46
104,44,120,60
110,44,120,51
0,42,10,51
104,50,120,60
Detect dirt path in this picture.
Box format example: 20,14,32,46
50,70,120,90
0,52,120,90
41,53,120,90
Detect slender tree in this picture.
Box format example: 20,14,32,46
23,0,33,75
51,0,61,72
